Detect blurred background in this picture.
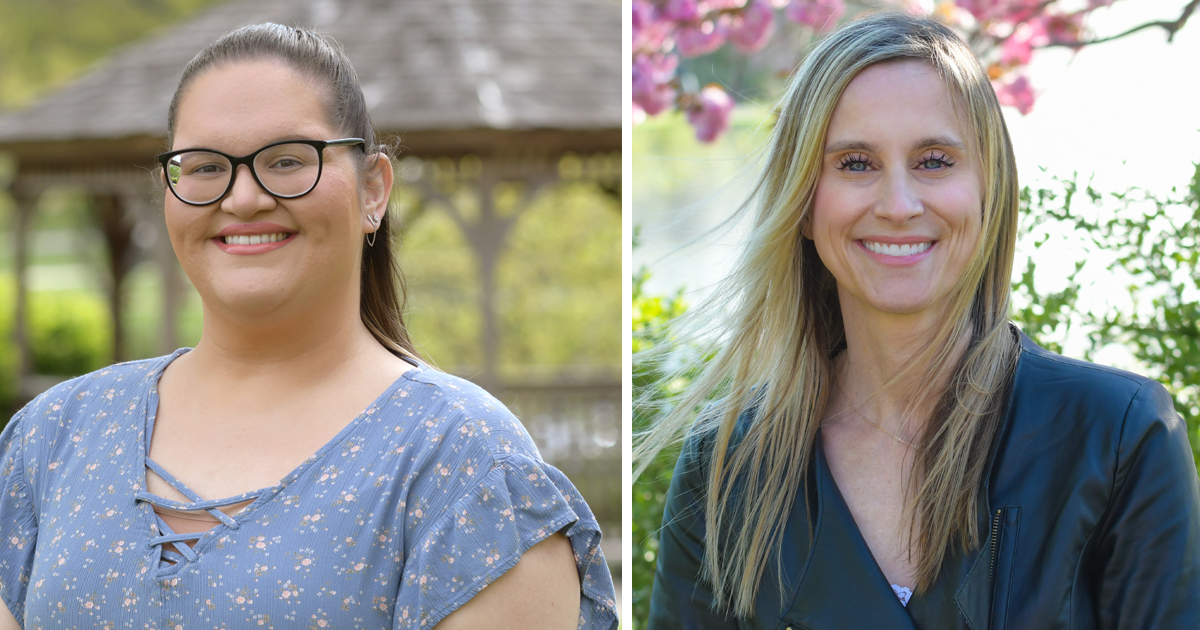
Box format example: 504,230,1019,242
0,0,621,590
633,0,1200,625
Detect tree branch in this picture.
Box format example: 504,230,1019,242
1040,0,1199,48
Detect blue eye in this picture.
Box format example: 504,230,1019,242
837,154,872,172
917,152,955,170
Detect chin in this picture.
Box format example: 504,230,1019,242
865,290,940,315
207,281,294,318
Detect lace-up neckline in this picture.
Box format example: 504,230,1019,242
132,348,411,577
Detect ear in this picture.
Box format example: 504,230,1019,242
361,152,394,232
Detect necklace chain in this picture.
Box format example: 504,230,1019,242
834,377,914,447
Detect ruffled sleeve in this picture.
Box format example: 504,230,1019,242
0,405,38,623
393,453,617,630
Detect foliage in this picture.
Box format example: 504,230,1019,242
0,281,113,416
498,182,623,370
633,0,1199,142
0,0,229,110
631,265,691,629
630,163,1200,627
398,180,622,373
1011,163,1200,464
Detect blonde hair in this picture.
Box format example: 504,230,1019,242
635,12,1020,617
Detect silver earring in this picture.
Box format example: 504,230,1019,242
366,214,379,247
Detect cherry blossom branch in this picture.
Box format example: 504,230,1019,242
1040,0,1199,47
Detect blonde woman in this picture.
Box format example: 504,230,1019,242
639,12,1200,629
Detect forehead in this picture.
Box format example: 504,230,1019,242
826,60,967,148
172,59,333,153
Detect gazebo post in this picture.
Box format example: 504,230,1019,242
158,230,182,355
93,192,133,364
11,189,36,388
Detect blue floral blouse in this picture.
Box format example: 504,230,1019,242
0,349,618,629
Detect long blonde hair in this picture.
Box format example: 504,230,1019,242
634,12,1021,617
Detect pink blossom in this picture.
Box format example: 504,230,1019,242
704,0,748,9
687,85,735,143
633,0,672,52
1000,21,1046,66
675,20,726,57
995,74,1035,115
661,0,701,22
1040,12,1086,46
632,54,679,116
955,0,990,21
958,0,1038,23
785,0,845,33
727,0,776,54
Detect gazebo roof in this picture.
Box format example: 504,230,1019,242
0,0,619,167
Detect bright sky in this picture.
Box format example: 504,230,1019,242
1008,0,1200,197
635,0,1200,353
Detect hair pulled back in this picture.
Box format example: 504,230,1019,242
166,22,419,360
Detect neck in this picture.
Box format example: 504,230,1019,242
835,289,971,441
185,285,387,390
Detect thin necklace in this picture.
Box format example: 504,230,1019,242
834,377,914,447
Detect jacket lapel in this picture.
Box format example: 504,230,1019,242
778,440,918,630
952,330,1029,630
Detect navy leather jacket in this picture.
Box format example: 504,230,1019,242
648,332,1200,629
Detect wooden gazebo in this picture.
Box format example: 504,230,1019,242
0,0,620,525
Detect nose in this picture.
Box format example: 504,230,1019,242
874,171,923,224
220,164,276,217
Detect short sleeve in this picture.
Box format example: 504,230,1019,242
0,406,39,623
393,453,618,630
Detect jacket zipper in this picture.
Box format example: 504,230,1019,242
989,508,1002,579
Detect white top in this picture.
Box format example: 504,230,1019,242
891,584,913,607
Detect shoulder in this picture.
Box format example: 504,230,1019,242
9,353,176,440
1011,332,1177,436
1014,332,1159,398
379,366,542,465
1000,332,1187,495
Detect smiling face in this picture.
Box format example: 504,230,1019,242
166,60,381,320
810,60,983,324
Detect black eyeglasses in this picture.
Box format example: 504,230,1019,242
158,138,366,206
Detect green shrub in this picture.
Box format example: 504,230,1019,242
0,281,112,417
27,291,111,376
631,267,691,629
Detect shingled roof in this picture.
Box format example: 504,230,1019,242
0,0,619,166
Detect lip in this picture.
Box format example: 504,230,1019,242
857,238,937,266
213,222,298,256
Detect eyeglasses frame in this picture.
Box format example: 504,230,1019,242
157,138,366,206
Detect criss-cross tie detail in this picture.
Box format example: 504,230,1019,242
136,458,262,570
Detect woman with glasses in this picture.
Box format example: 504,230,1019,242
637,12,1200,629
0,23,616,630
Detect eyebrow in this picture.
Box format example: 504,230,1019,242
824,135,966,154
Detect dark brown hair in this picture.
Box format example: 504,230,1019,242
166,23,420,360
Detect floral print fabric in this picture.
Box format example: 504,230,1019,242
0,349,617,629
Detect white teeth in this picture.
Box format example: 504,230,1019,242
864,241,930,257
223,232,289,245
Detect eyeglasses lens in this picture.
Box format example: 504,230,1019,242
166,143,322,204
